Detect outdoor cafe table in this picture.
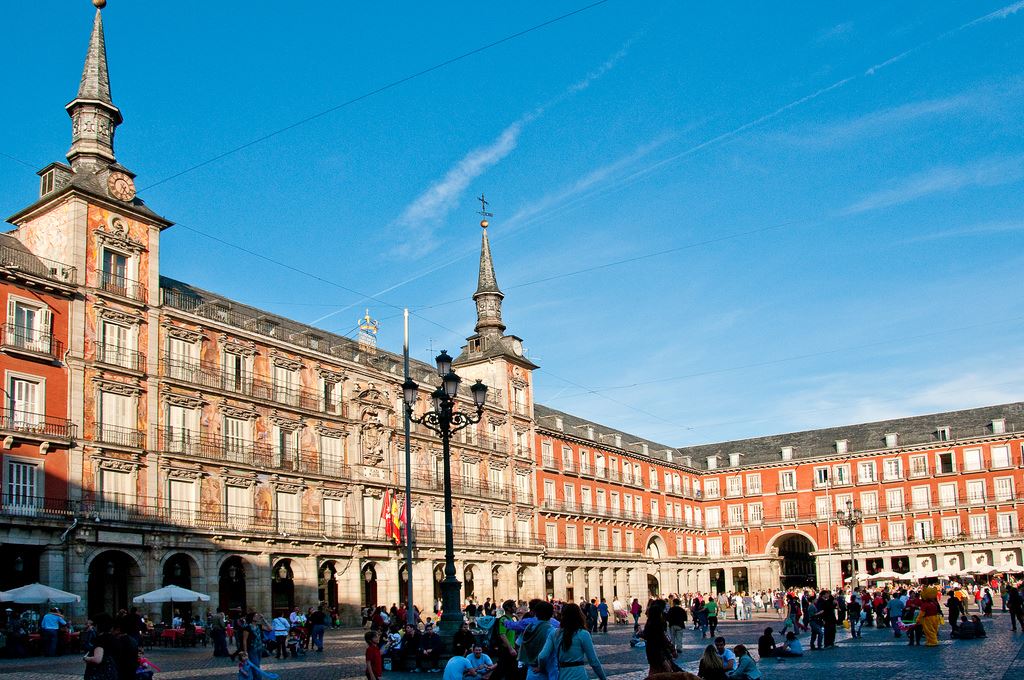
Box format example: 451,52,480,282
160,627,205,645
25,631,80,654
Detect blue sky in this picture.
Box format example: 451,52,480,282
2,1,1023,446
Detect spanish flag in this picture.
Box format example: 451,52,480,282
381,489,394,541
391,492,402,546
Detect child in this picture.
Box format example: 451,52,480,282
366,631,384,680
237,651,280,680
285,628,303,659
137,650,161,680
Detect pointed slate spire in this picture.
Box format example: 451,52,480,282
473,221,506,337
77,9,113,104
66,5,122,170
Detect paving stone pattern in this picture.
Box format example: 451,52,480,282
2,612,1022,680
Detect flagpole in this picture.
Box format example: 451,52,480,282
403,309,415,626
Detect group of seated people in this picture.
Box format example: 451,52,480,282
382,622,496,677
950,615,987,640
756,628,803,658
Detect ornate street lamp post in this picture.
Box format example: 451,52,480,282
402,350,487,649
836,499,863,590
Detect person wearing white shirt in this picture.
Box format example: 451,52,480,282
466,644,496,678
272,614,291,659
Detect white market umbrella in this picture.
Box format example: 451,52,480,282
895,571,916,581
132,585,210,604
871,570,901,580
0,583,81,604
844,573,871,583
969,566,997,575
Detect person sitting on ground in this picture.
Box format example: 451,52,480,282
756,628,777,658
418,625,444,672
776,632,803,657
697,644,727,680
466,643,497,679
950,615,987,640
726,645,761,680
442,653,480,680
713,637,736,673
453,621,476,659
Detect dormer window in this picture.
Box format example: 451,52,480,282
835,440,848,454
640,442,648,455
40,170,55,195
554,417,563,431
729,452,741,467
936,426,951,442
781,446,794,461
707,456,718,470
682,455,692,467
884,433,898,448
614,434,622,448
586,425,594,439
992,419,1006,435
665,449,673,462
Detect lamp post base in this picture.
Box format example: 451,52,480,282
438,576,463,653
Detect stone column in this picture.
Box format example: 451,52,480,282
553,565,567,600
249,554,272,617
724,566,735,594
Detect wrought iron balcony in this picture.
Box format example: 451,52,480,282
94,423,145,448
96,269,147,302
158,427,349,478
0,410,76,440
94,342,145,372
0,323,62,359
0,243,76,285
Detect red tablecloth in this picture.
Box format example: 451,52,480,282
161,627,205,640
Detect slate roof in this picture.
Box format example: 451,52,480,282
534,403,679,462
534,401,1024,471
159,276,440,385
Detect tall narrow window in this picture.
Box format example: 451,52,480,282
168,337,198,381
277,491,299,531
226,485,251,530
321,435,343,476
166,404,197,452
323,497,346,536
224,416,249,461
169,478,196,523
273,366,298,407
99,391,134,445
222,351,246,393
5,459,39,512
8,376,41,427
7,298,52,353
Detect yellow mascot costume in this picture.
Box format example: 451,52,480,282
920,585,941,646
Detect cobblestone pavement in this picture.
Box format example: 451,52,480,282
2,612,1022,680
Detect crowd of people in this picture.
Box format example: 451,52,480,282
362,577,1023,680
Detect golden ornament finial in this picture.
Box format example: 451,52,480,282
480,219,489,229
93,0,107,8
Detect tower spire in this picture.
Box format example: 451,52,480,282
66,1,122,171
473,200,505,337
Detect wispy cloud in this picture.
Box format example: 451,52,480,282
505,132,675,230
961,0,1024,29
899,220,1024,244
568,41,631,93
813,21,854,45
394,111,537,256
392,41,633,258
768,92,974,148
839,156,1024,216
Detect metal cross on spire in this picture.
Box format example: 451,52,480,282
477,193,493,218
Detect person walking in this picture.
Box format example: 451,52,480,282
820,591,838,649
538,603,607,680
1007,583,1024,631
40,607,66,657
211,608,230,657
271,613,290,659
640,602,675,675
666,599,686,652
309,606,327,652
597,598,609,634
705,597,720,638
630,599,642,633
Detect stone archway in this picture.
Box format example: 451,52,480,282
87,549,142,617
161,552,201,622
219,556,248,614
770,533,818,588
272,559,295,616
320,560,339,610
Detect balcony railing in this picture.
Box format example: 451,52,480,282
158,428,349,478
96,269,147,302
1,323,62,359
0,243,76,285
1,495,359,541
410,472,518,503
0,410,76,440
412,525,540,550
95,423,145,448
94,342,145,372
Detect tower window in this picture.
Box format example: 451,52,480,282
40,170,55,196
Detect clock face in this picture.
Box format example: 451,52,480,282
107,172,136,202
512,339,523,356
